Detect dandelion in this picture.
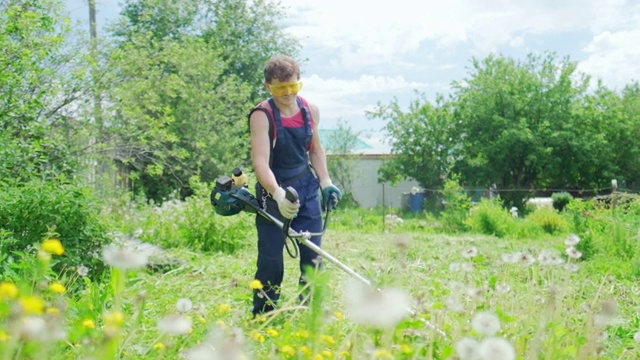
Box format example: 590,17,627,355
345,278,411,329
102,243,149,270
537,250,564,266
566,247,582,259
445,295,465,312
251,331,265,343
321,335,335,345
501,253,519,264
266,328,279,337
472,311,501,336
0,281,18,299
104,311,125,327
19,296,46,315
374,348,393,359
176,298,193,313
495,283,511,294
633,331,640,342
77,265,90,277
334,311,344,320
400,344,413,354
42,238,64,255
462,247,478,259
295,330,310,339
49,282,66,294
15,316,48,341
217,303,232,314
565,263,580,272
46,307,61,316
594,300,618,327
82,319,96,329
565,234,581,246
477,337,515,360
158,314,192,335
280,345,296,357
299,346,312,356
249,279,264,290
321,349,333,358
519,253,536,266
153,342,166,350
455,337,479,360
0,330,10,342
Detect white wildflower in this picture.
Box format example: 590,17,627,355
102,243,149,270
77,265,90,277
471,311,501,336
565,234,581,246
477,337,515,360
455,337,480,360
566,247,582,259
538,250,563,266
345,278,411,329
176,298,193,313
462,247,478,259
157,314,192,335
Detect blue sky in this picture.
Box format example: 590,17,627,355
65,0,640,151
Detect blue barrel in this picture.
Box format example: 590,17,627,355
409,193,425,212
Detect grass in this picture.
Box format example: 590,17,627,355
2,205,640,359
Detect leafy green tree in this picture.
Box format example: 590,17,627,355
369,93,457,189
0,0,91,183
324,119,363,206
103,0,300,201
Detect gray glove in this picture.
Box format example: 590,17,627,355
272,187,299,219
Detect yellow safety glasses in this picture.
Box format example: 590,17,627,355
269,81,303,96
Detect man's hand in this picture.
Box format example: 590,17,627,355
272,187,299,219
320,179,342,210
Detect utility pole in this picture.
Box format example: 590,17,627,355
88,0,102,131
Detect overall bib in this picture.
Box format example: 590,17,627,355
252,97,323,315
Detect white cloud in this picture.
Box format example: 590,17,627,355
579,27,640,88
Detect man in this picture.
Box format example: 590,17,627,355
248,55,341,316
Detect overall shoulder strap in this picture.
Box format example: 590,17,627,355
297,97,313,136
248,105,276,166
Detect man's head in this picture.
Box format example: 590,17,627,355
263,55,300,83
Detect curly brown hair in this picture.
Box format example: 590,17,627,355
263,55,300,83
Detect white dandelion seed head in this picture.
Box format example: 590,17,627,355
176,298,193,313
519,253,536,266
462,247,478,259
450,263,462,272
102,243,149,270
537,250,563,266
501,253,519,264
566,247,582,259
565,234,581,246
157,314,192,335
633,331,640,342
445,295,465,313
565,263,580,272
76,265,90,277
455,337,480,360
344,279,411,329
471,311,501,336
15,316,48,341
466,286,485,300
495,283,511,294
183,343,218,360
477,337,515,360
461,263,474,272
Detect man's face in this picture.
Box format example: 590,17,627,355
266,76,302,100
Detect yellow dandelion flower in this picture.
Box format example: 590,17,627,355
199,316,207,324
249,279,263,290
0,330,10,342
400,344,413,354
74,343,81,348
300,346,312,356
19,296,45,315
294,330,310,339
321,349,333,358
46,307,61,315
42,238,65,255
321,335,335,345
0,281,18,299
82,319,96,329
104,311,125,327
280,345,296,357
217,303,231,313
215,319,226,329
312,354,324,360
266,328,279,337
251,331,265,343
49,282,66,294
153,342,166,350
374,348,393,359
334,311,344,320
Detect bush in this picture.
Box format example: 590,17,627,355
552,192,573,212
526,206,569,235
439,176,472,233
465,198,515,237
0,181,110,279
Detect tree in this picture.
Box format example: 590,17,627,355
0,0,91,183
324,119,363,206
103,0,301,201
369,93,457,189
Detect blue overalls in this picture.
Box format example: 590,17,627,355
252,97,323,315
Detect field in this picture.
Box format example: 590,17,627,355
2,191,640,359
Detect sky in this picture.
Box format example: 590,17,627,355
65,0,640,150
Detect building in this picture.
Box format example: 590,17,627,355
319,129,420,209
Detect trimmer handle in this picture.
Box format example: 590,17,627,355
285,186,299,203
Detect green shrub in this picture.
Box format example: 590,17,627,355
465,198,514,237
526,206,569,235
0,181,110,279
552,192,573,212
439,176,472,233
